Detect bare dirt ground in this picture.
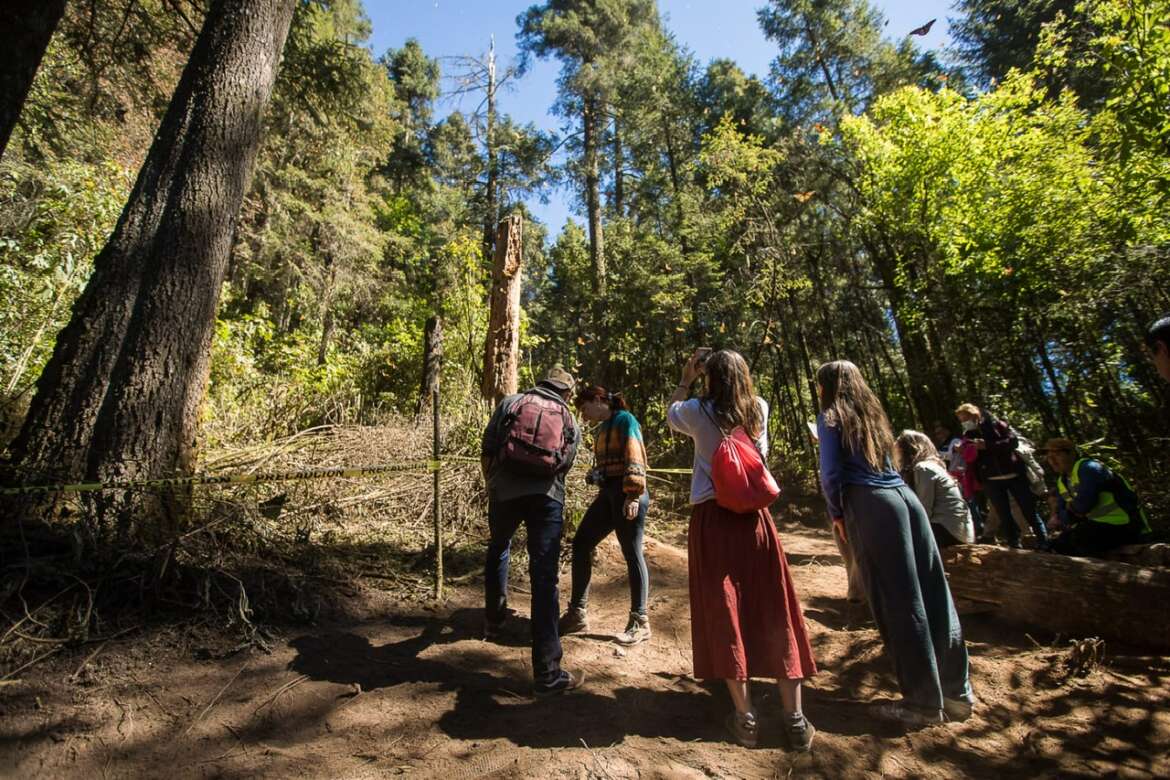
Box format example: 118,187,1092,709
2,522,1168,779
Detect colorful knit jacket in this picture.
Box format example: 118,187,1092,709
592,409,648,496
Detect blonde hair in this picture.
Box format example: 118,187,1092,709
955,403,981,418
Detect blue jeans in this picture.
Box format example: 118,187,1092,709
983,470,1048,547
484,494,564,685
844,484,973,712
569,482,649,615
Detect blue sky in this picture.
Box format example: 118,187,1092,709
364,1,955,235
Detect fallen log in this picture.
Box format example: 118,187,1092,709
941,544,1170,652
1105,542,1170,568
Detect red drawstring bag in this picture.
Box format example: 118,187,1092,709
704,405,781,514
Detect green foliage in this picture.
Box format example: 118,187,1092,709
4,0,1170,523
0,156,131,400
758,0,937,125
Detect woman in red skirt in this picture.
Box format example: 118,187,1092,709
667,349,817,751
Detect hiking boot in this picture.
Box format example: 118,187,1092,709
783,712,816,753
944,696,977,722
558,606,589,636
533,669,585,698
724,710,759,748
614,612,651,646
874,701,945,727
483,606,516,641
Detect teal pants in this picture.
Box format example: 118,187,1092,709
844,483,973,712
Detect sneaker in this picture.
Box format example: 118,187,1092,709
944,696,977,722
483,606,516,641
874,701,945,727
533,669,585,698
614,612,651,645
783,713,816,752
558,606,589,636
725,710,759,748
1008,539,1023,550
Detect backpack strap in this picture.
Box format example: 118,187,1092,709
699,400,729,439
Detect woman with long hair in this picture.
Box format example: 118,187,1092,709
816,360,975,726
668,349,817,752
894,430,976,548
558,386,652,645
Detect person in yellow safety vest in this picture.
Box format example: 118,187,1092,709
1043,438,1152,558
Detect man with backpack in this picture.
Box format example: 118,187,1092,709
480,364,582,697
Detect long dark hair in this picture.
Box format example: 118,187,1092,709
574,385,628,412
816,360,894,471
702,350,763,439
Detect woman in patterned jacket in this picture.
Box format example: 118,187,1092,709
558,386,652,645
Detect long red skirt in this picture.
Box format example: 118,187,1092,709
688,500,817,681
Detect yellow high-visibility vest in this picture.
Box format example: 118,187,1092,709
1057,458,1148,529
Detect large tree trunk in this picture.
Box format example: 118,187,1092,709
583,97,605,298
8,0,297,542
582,95,607,381
0,0,66,160
481,214,524,405
612,113,624,218
942,545,1170,652
864,234,955,427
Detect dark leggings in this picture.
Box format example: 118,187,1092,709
984,473,1048,546
932,524,963,549
569,482,649,615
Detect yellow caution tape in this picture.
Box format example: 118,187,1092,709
0,458,474,496
0,454,688,495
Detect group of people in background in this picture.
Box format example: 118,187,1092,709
927,405,1153,558
472,315,1168,751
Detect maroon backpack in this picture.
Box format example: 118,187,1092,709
499,392,574,476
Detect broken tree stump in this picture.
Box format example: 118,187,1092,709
941,544,1170,652
481,214,523,406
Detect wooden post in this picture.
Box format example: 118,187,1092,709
481,214,523,405
432,387,443,600
417,315,443,419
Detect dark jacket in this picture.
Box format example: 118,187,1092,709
970,412,1022,481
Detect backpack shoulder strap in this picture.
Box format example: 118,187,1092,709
699,400,728,438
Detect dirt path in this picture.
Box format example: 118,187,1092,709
3,526,1168,779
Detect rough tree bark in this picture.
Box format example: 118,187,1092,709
942,545,1170,652
8,0,298,541
612,113,624,218
481,214,524,405
864,234,956,428
417,315,443,418
0,0,67,160
582,98,605,298
583,96,607,381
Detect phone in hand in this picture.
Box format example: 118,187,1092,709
695,347,713,371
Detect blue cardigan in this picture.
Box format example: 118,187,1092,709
817,412,903,520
